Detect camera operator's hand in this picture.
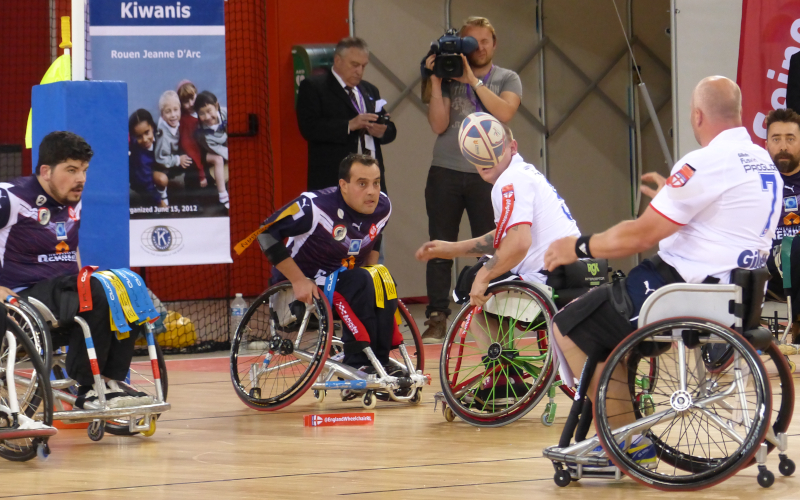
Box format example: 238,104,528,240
453,54,478,86
425,54,442,86
349,113,378,132
368,114,389,139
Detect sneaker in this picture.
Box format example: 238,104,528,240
106,380,154,407
571,435,657,471
421,312,448,344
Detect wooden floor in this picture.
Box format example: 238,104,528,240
2,312,799,499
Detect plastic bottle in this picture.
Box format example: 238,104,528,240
230,293,248,337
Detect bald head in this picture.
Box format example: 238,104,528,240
690,76,743,146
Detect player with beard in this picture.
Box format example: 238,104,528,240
765,108,800,342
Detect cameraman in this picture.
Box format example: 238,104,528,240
421,16,522,342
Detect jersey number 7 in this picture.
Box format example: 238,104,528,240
760,173,777,238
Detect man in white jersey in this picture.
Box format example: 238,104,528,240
416,119,579,308
544,76,782,430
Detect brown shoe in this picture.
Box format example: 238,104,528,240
421,312,448,344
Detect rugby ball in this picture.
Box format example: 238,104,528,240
458,112,505,168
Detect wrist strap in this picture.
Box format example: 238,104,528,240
575,235,594,259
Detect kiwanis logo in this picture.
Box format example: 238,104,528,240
140,226,184,256
587,262,599,276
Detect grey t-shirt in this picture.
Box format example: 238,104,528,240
432,65,523,173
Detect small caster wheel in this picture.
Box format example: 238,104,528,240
554,469,572,487
757,468,775,488
36,442,50,460
313,390,326,403
410,390,422,405
249,387,261,399
362,391,377,410
541,412,554,426
141,418,157,437
443,406,456,422
779,458,796,476
88,420,104,442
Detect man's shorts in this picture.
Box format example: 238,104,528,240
553,259,670,361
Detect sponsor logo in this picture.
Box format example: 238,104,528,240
341,256,356,269
494,184,515,248
140,226,184,256
667,164,696,188
56,241,69,253
644,281,657,295
303,412,375,427
369,224,378,239
352,222,362,231
348,239,362,255
36,195,46,206
120,2,191,19
336,302,361,336
737,249,769,269
587,262,599,276
38,242,75,263
68,207,78,221
784,213,800,226
785,196,798,212
55,221,67,240
333,224,346,241
38,208,50,225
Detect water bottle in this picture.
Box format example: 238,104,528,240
230,293,248,337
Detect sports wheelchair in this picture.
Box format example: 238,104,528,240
230,266,429,411
7,270,170,443
433,260,609,427
544,267,796,490
762,236,799,352
0,299,57,461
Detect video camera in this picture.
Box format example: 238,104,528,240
423,28,478,79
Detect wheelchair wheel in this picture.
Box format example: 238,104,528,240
595,318,772,491
439,281,557,427
0,322,55,462
104,339,169,436
759,342,794,455
230,282,333,411
388,300,424,372
5,300,52,373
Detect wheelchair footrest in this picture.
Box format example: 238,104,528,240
53,402,171,423
543,446,609,467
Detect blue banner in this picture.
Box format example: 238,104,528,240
89,0,232,267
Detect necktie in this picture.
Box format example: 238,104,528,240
346,86,369,155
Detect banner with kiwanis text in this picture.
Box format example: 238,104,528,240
737,0,800,144
90,0,232,266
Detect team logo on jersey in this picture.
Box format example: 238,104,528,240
348,239,362,255
369,224,378,239
494,184,515,248
333,224,347,241
785,213,800,226
38,208,50,225
55,222,67,240
341,256,356,269
785,196,798,212
587,262,599,276
337,209,344,219
36,195,46,206
55,241,69,253
667,164,696,188
68,207,79,221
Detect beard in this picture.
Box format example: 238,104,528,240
773,152,800,174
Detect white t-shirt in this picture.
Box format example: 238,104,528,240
492,154,580,283
651,127,782,283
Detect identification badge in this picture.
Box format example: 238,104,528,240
785,196,798,212
348,239,362,255
55,221,67,240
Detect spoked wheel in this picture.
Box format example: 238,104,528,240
230,282,333,411
387,300,424,373
439,281,557,427
5,300,51,375
0,322,55,461
104,337,169,436
596,318,772,491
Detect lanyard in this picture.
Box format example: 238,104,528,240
466,65,494,113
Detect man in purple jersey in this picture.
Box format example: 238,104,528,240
259,154,400,369
0,132,150,409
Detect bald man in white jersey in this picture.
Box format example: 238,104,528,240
544,76,782,431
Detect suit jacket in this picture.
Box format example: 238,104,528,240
788,52,800,114
296,70,397,192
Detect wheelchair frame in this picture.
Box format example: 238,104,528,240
543,277,795,490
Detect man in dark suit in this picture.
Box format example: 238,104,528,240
296,37,397,192
788,51,800,114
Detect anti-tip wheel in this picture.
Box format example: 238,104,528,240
541,412,554,427
443,406,456,422
362,391,377,410
410,390,422,405
36,443,50,460
313,389,326,403
141,418,157,437
779,458,796,476
757,468,775,488
554,469,571,487
88,420,104,442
